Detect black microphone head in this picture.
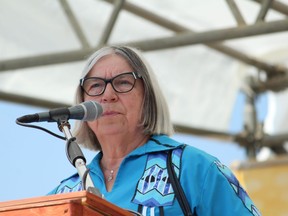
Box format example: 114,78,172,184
69,101,103,121
16,114,40,123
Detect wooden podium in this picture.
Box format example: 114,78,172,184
0,191,133,216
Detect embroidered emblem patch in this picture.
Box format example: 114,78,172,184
214,161,261,216
132,148,182,207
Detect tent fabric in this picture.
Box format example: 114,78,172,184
1,0,288,135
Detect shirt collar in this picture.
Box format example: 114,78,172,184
89,134,183,170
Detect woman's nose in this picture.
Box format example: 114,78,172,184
101,83,118,102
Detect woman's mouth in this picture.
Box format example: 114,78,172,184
102,111,120,117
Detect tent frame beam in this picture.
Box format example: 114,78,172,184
0,19,287,74
59,0,90,49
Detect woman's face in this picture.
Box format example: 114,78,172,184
83,54,145,137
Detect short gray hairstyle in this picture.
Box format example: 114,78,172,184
73,45,174,151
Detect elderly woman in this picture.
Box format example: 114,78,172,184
48,46,261,216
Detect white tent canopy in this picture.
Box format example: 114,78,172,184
1,0,288,157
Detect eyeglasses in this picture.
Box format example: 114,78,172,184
80,72,142,96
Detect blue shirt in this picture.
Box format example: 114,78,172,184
48,135,261,216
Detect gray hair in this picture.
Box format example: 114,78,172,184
73,45,174,151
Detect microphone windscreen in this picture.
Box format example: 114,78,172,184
80,101,103,121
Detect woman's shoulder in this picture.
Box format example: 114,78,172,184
150,135,219,171
152,135,217,161
183,144,217,163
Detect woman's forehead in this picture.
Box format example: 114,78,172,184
88,55,132,77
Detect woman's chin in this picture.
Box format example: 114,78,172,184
97,123,126,135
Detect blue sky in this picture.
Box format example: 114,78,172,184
0,92,266,202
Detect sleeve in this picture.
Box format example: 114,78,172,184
47,187,59,195
46,173,82,195
197,160,261,216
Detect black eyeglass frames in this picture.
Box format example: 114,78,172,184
80,72,142,96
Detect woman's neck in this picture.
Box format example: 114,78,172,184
98,133,149,167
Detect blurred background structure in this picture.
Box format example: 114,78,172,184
1,1,288,215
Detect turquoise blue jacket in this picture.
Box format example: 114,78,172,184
48,135,261,216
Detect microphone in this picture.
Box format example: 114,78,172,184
17,101,103,123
